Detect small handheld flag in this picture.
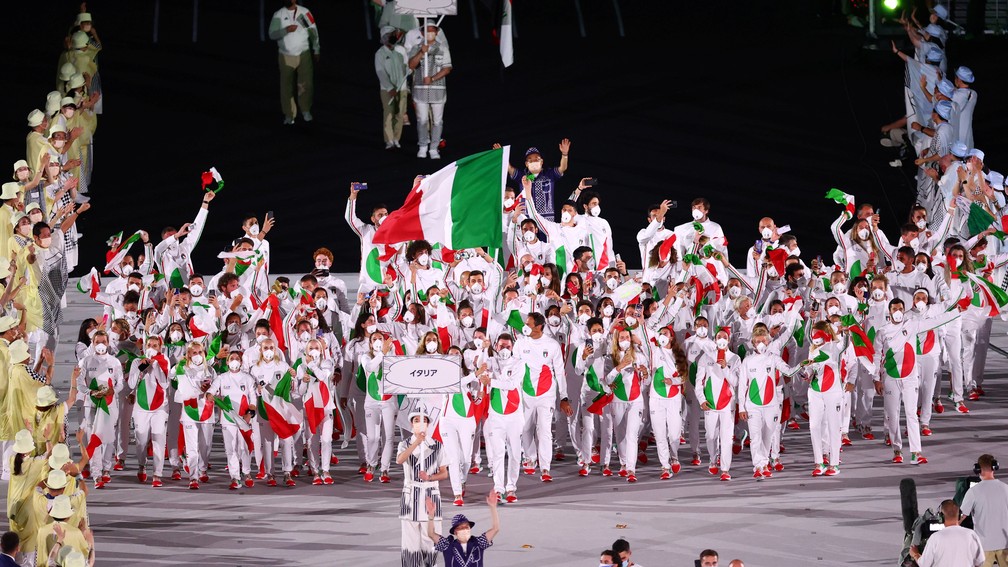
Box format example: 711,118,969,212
201,167,224,193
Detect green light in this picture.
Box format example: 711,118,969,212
882,0,899,10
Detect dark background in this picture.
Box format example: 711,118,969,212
4,1,1007,276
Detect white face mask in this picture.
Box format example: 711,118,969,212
461,315,474,328
87,328,97,339
695,326,708,338
403,311,415,323
308,348,321,359
521,325,533,337
412,420,427,435
472,337,484,349
496,347,511,359
372,340,384,351
503,197,515,210
315,298,327,311
366,324,378,334
547,315,561,327
417,253,430,267
94,343,108,355
916,219,927,230
425,31,436,43
891,310,904,323
527,161,542,174
228,359,241,372
375,216,385,226
761,227,773,240
811,337,824,346
602,305,614,317
916,263,927,273
871,289,885,300
29,213,42,223
455,528,471,543
523,231,536,243
299,331,311,341
541,276,551,287
52,139,65,149
227,323,240,334
523,262,533,274
618,339,631,351
909,237,920,249
16,225,30,237
578,313,590,325
790,246,801,258
767,266,779,279
915,300,927,311
145,348,158,358
190,354,205,366
262,349,275,361
561,211,573,224
467,281,484,294
190,284,204,296
624,316,637,327
591,332,604,343
606,278,618,290
127,283,141,293
692,208,704,221
429,293,441,304
309,318,319,329
728,286,741,299
315,262,329,270
831,322,841,333
170,331,184,343
425,341,438,353
589,205,601,217
892,259,905,272
255,334,268,344
857,228,870,240
745,307,756,319
827,305,840,316
716,338,729,350
754,342,767,354
248,224,260,236
657,334,670,347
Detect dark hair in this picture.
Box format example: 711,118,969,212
1,531,19,554
784,263,803,281
691,197,710,210
978,453,997,471
123,290,141,306
612,538,630,554
405,239,433,262
779,234,796,247
12,453,25,476
351,311,375,340
371,204,388,216
527,312,545,329
299,274,318,286
77,318,98,346
217,272,239,291
572,246,592,262
32,222,51,238
600,550,617,564
700,549,719,560
896,246,915,260
888,298,905,309
586,316,604,331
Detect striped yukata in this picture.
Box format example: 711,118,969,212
398,438,444,567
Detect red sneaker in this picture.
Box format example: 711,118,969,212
708,464,719,475
291,466,301,478
522,465,535,476
824,467,839,476
720,472,731,481
660,469,671,480
229,480,239,490
933,400,944,414
787,418,800,430
364,470,374,482
505,492,518,503
199,473,210,483
977,386,986,396
469,465,482,474
554,451,565,461
540,473,553,483
691,455,702,466
358,463,367,475
245,478,255,488
732,442,742,455
913,453,928,465
101,473,111,483
602,467,613,477
152,478,163,488
637,440,648,451
453,497,464,506
171,469,182,481
137,471,147,483
81,468,91,479
189,481,199,490
323,474,334,485
921,426,932,436
285,475,296,487
637,452,648,465
618,468,628,477
957,402,970,414
862,430,875,440
892,453,904,464
753,470,762,479
884,434,892,447
312,476,323,486
113,459,125,471
590,452,600,464
626,473,637,483
94,480,105,489
380,472,391,483
762,467,773,479
841,434,852,447
330,456,339,465
255,471,266,480
773,459,784,472
679,436,687,446
671,462,682,475
578,467,589,477
812,465,825,477
267,476,278,487
968,389,980,401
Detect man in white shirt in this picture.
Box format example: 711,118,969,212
912,500,984,567
268,0,320,125
673,198,726,260
961,454,1008,567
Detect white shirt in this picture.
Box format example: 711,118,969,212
917,525,984,567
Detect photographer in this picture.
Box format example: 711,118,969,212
910,500,984,567
961,454,1008,567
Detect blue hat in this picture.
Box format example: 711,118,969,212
934,100,953,121
924,24,945,38
938,79,955,99
956,66,975,83
524,147,541,159
449,514,475,534
951,141,969,158
925,47,944,63
933,4,948,19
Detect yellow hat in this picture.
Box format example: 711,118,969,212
46,469,69,490
37,385,58,407
76,12,92,25
60,96,76,108
12,159,29,179
48,123,67,137
67,74,85,90
70,31,89,49
13,429,34,453
48,443,71,469
0,315,17,332
27,109,45,127
11,211,28,228
60,549,86,567
8,339,30,364
58,62,76,82
1,182,20,200
49,494,73,519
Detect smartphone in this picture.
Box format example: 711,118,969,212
208,289,217,298
352,182,368,191
754,239,764,254
583,178,598,187
265,210,275,222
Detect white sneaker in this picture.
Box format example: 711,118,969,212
393,140,401,148
429,148,441,159
302,112,313,122
417,145,428,158
283,117,294,125
385,141,395,149
888,159,902,167
880,138,895,147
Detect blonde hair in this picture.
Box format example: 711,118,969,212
415,331,442,355
609,329,636,366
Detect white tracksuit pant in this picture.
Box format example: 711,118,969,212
960,325,980,393
166,401,182,471
971,318,992,389
351,393,368,464
606,399,643,471
133,409,168,476
484,411,523,493
683,387,702,458
181,420,211,480
917,353,939,427
306,415,334,474
89,406,119,474
521,396,556,472
942,320,965,403
808,389,843,467
259,420,295,475
576,391,601,465
649,394,683,469
704,407,734,471
440,415,476,495
222,423,253,479
853,363,877,431
746,404,781,471
364,398,398,472
883,375,922,453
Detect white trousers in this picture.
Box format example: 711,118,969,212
484,413,523,493
649,395,683,468
521,397,556,471
704,407,734,471
808,389,843,467
883,375,921,453
133,409,168,476
606,399,643,470
746,404,781,471
222,423,253,479
306,415,334,474
414,102,445,148
917,353,939,426
440,416,476,495
364,399,398,471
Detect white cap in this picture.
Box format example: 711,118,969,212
36,385,58,407
58,62,76,81
70,31,89,49
46,469,69,490
1,182,20,200
12,429,34,454
76,12,92,24
67,74,85,90
0,315,18,332
60,96,76,108
48,443,72,470
9,339,30,364
49,123,67,137
27,109,45,127
49,494,73,519
12,159,29,178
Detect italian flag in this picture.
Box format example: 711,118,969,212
554,245,568,277
916,330,936,355
848,259,863,280
703,377,733,411
89,377,114,413
201,166,223,193
586,392,614,414
651,367,680,398
612,370,641,401
261,371,303,439
214,395,252,432
884,346,915,379
169,267,186,290
840,315,875,368
76,268,101,300
966,202,996,237
521,364,553,397
188,313,217,339
103,230,144,275
966,272,1008,316
360,366,392,402
825,188,855,215
504,309,525,334
136,374,165,412
450,391,476,418
747,376,775,406
372,148,507,249
303,373,331,435
658,235,676,262
490,387,521,414
183,395,215,422
585,364,603,393
365,246,398,284
811,365,836,393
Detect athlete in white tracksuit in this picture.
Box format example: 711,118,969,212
76,335,124,486
296,342,337,485
360,333,400,482
211,354,258,487
572,319,610,475
248,339,294,485
173,343,217,487
802,323,853,476
602,327,647,481
694,328,740,480
127,338,171,486
514,315,570,481
440,359,480,503
482,336,525,500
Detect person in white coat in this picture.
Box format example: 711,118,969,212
173,341,216,490
211,351,258,489
267,0,320,124
296,338,336,485
126,336,171,488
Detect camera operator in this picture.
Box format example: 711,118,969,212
910,500,984,567
962,454,1008,567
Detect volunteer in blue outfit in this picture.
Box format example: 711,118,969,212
425,492,500,567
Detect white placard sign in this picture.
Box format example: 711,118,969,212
395,0,457,16
381,355,464,395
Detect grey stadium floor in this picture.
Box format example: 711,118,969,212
4,276,1007,567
